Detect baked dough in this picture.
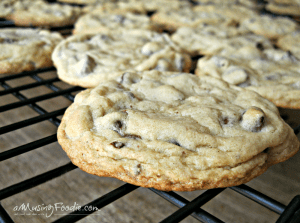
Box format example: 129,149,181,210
0,28,63,74
196,46,300,109
52,30,191,88
57,71,299,191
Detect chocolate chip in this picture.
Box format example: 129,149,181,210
169,139,181,147
237,81,251,87
220,116,237,126
119,72,141,85
256,42,264,51
119,73,125,83
265,74,278,80
124,134,141,140
223,117,229,125
147,11,156,16
263,148,270,153
111,141,125,149
112,120,124,135
114,120,122,129
135,164,142,175
116,83,124,90
2,38,18,44
78,55,96,75
240,107,265,132
124,91,136,100
259,116,264,126
100,34,109,40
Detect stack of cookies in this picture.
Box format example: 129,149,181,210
1,0,299,191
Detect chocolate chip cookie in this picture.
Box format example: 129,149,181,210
6,0,82,27
57,71,299,191
73,12,159,35
151,7,233,32
240,15,298,39
196,46,300,109
52,30,191,88
277,31,300,60
172,26,273,56
0,28,63,74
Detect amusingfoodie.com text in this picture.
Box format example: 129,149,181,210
13,202,100,218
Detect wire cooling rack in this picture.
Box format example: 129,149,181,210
0,66,299,223
0,0,300,222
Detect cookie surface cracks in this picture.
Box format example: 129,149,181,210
52,30,191,88
196,47,300,109
58,71,299,191
0,28,63,74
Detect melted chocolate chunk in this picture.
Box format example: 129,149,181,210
259,116,265,127
256,42,264,51
100,34,109,40
2,38,18,44
263,148,270,153
265,74,278,80
240,107,265,132
147,11,156,16
78,55,96,75
169,139,181,147
124,91,136,100
124,134,141,140
119,72,141,84
111,141,125,149
238,82,251,87
114,120,122,129
222,117,229,125
112,120,123,134
135,164,142,175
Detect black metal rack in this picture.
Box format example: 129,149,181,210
0,1,300,222
0,57,299,223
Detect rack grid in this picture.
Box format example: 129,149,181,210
0,59,299,223
0,1,300,222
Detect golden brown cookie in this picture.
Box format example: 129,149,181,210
0,28,63,74
172,26,272,56
193,4,259,24
196,46,300,109
151,7,233,32
266,0,300,16
52,30,191,88
6,0,82,27
240,15,298,39
135,0,192,12
57,0,114,4
193,0,263,10
57,71,299,191
0,0,18,18
73,12,159,35
83,0,147,15
277,31,300,60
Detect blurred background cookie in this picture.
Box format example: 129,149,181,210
0,28,63,74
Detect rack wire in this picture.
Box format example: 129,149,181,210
0,64,299,222
0,1,300,222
